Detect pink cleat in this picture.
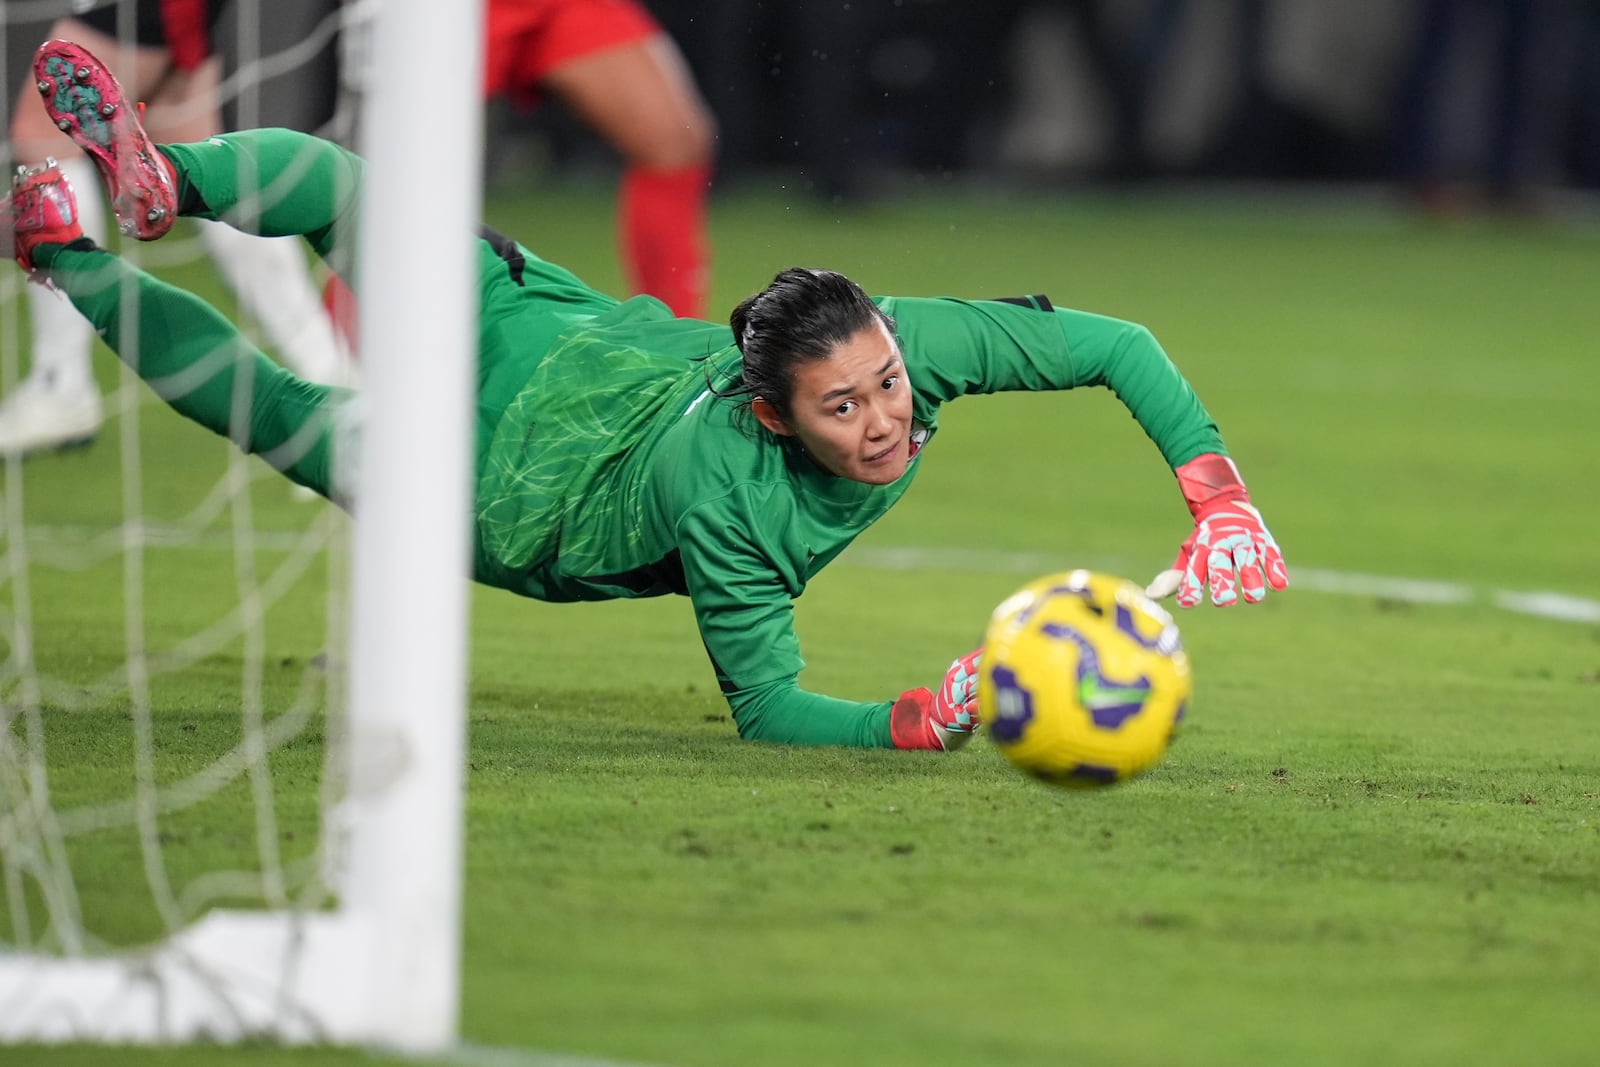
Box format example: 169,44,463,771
8,159,84,273
33,39,177,240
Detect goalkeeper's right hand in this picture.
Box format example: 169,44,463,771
890,647,982,751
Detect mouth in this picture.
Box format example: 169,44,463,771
864,439,901,464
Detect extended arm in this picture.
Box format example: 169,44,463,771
678,497,980,750
885,295,1224,465
725,656,980,750
1036,304,1289,606
887,296,1289,606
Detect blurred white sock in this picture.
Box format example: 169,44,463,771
23,156,108,395
197,220,358,388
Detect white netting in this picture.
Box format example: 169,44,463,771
0,0,377,1038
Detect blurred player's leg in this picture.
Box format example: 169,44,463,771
197,221,358,387
0,154,107,454
542,33,715,319
486,0,715,320
0,18,170,454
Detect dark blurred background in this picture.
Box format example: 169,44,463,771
5,0,1598,213
497,0,1600,214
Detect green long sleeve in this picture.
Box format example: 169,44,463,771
885,296,1227,469
725,678,895,747
1051,307,1227,469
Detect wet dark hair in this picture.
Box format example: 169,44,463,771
718,267,897,421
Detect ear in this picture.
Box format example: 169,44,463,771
751,397,794,437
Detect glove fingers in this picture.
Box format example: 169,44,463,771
950,696,981,733
1210,531,1258,606
946,669,977,708
1179,494,1288,606
1263,542,1290,591
1172,532,1198,570
1236,539,1266,603
1178,542,1207,608
944,648,983,707
1207,546,1239,606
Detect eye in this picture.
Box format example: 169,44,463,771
834,399,857,417
880,374,900,391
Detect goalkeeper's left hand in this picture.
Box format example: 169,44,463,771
1146,453,1288,608
890,647,982,750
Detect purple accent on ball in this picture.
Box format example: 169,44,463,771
1015,583,1083,627
1040,622,1092,655
1039,621,1152,730
1087,700,1145,729
987,664,1035,744
1174,700,1188,725
1111,604,1157,650
1114,604,1153,648
1031,585,1182,655
1113,604,1184,655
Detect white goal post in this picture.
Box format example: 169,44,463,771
0,0,481,1050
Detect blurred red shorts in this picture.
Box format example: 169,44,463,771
484,0,662,107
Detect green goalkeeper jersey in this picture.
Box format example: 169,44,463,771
44,129,1223,749
469,259,1225,747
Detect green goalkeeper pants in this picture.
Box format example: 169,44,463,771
37,127,620,509
36,129,364,499
37,129,620,511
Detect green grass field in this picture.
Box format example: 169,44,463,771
4,179,1599,1067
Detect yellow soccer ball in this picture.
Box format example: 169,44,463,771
980,570,1191,788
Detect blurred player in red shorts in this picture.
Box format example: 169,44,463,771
485,0,716,320
323,0,716,349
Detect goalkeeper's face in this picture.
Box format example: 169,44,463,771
753,320,915,485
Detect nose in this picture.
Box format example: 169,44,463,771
865,400,893,440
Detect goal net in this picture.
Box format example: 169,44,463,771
0,0,479,1049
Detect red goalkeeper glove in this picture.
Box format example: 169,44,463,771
890,647,982,751
1146,453,1289,608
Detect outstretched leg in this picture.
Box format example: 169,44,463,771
2,37,357,460
162,130,364,291
34,40,364,290
10,164,353,502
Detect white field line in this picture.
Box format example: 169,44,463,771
844,547,1600,626
392,1043,671,1067
8,525,1599,626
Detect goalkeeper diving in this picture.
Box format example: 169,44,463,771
5,40,1288,752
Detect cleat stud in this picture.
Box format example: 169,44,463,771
74,66,92,82
146,207,165,222
99,103,116,117
36,80,51,94
118,220,135,236
56,118,72,132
